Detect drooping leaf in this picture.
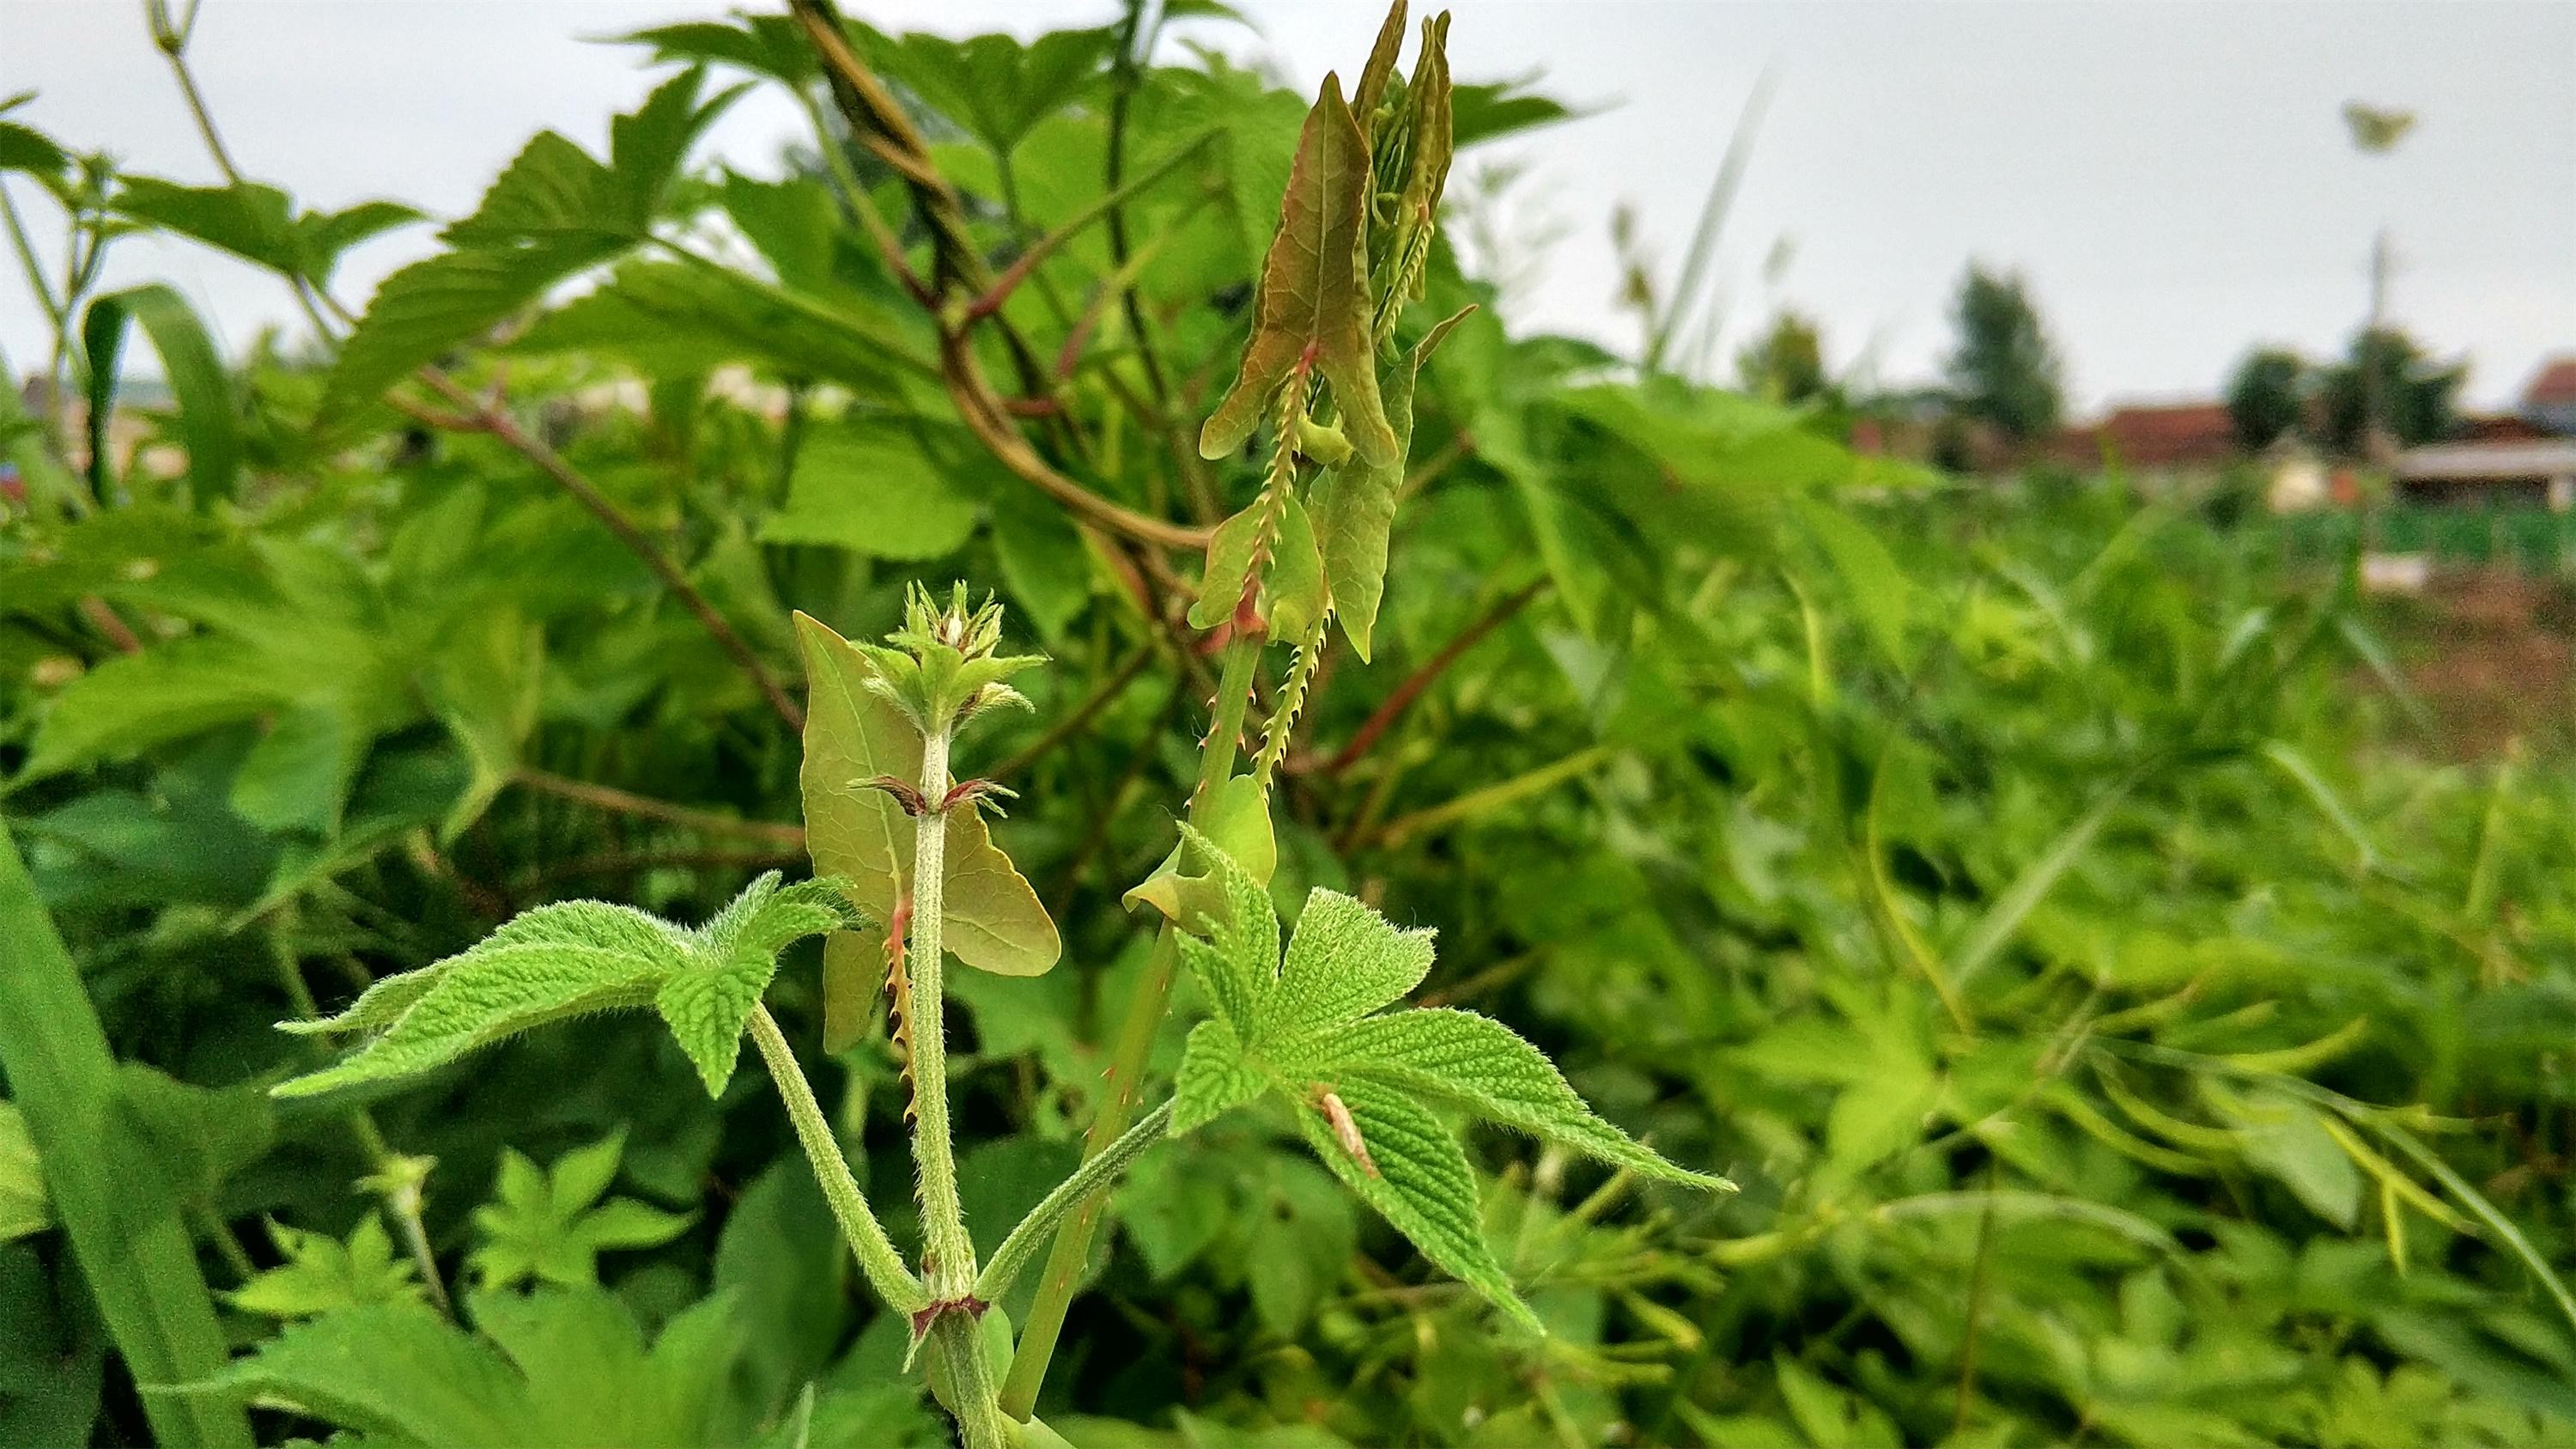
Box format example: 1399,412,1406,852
1310,307,1472,658
1197,74,1396,466
274,877,851,1100
81,283,242,504
1291,1077,1535,1330
1311,1008,1729,1189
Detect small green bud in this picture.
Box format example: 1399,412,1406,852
860,582,1045,740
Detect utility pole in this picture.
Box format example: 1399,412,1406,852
2343,101,2415,465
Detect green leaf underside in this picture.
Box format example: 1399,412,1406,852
1187,503,1267,631
1307,1009,1734,1190
1313,309,1472,658
274,877,857,1100
1172,1020,1267,1135
1159,837,1728,1326
1294,1079,1534,1329
1198,74,1396,466
796,612,1060,977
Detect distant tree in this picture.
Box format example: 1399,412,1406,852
1943,265,2063,449
1736,312,1830,405
2225,348,2312,451
2318,327,2464,453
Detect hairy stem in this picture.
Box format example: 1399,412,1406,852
748,1005,927,1314
907,728,975,1298
930,1314,1012,1449
976,1099,1173,1305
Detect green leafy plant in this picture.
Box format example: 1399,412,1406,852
7,0,2574,1445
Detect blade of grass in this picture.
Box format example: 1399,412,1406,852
1951,757,2158,986
0,820,252,1449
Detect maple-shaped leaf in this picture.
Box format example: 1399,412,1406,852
1157,831,1733,1330
272,875,859,1101
469,1131,695,1291
1196,73,1398,468
229,1215,423,1319
797,612,1060,1050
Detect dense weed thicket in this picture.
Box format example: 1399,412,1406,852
3,5,2573,1446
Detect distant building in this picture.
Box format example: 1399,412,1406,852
2050,402,2238,472
2394,439,2576,510
2522,356,2576,435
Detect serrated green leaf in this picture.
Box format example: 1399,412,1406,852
1172,1020,1270,1135
228,1216,422,1319
227,703,361,835
109,177,302,275
111,177,424,283
271,898,692,1098
471,1134,694,1291
1309,1008,1732,1190
513,259,920,394
762,425,981,559
176,1300,530,1444
1265,887,1433,1037
1163,824,1279,1039
1292,1078,1534,1330
1198,74,1396,466
175,1288,750,1446
322,235,623,417
861,26,1113,158
659,875,860,1097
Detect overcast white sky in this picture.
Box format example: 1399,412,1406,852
3,1,2570,413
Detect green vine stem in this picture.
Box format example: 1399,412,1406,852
1000,423,1285,1419
976,1099,1174,1305
905,727,978,1300
747,1005,927,1316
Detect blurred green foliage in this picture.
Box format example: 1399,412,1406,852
2,5,2572,1446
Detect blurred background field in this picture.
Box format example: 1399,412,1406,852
3,3,2574,1446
